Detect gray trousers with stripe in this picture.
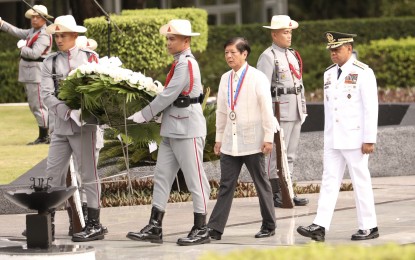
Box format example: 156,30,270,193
152,136,210,214
46,131,101,208
25,83,48,128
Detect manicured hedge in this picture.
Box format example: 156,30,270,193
121,8,208,52
358,37,415,88
208,16,415,48
1,16,415,102
84,8,208,76
201,16,415,93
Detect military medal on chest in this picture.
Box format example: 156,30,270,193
228,64,249,121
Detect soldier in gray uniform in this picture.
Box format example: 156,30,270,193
0,5,52,144
126,19,210,246
41,15,105,242
257,15,309,207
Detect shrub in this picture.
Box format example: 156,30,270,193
0,35,26,103
200,16,415,93
84,8,208,80
357,37,415,88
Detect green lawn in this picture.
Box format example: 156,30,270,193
0,105,49,184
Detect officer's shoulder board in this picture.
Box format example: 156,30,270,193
353,60,368,70
79,48,98,56
43,52,59,62
325,63,336,71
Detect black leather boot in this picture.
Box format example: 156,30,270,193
177,213,210,246
82,202,108,234
27,126,50,145
67,207,73,236
126,206,164,244
269,178,283,207
72,208,105,242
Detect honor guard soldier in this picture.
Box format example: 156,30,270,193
297,31,379,242
127,19,210,246
257,15,309,207
207,37,276,240
41,15,105,242
0,5,52,144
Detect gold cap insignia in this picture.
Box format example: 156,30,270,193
326,33,334,43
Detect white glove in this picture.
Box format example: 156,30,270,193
301,114,308,125
0,17,3,27
70,109,85,127
154,114,163,124
273,117,280,133
17,39,27,49
127,111,146,123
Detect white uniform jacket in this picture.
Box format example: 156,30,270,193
41,47,98,135
141,48,206,139
323,57,378,150
0,22,52,83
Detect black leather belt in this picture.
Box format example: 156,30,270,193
173,93,204,108
277,86,302,95
21,57,44,62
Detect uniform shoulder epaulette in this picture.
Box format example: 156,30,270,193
43,52,59,61
80,48,98,55
353,60,368,70
325,63,336,71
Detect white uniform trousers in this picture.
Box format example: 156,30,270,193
313,147,378,230
25,83,48,128
152,136,210,214
46,131,101,208
265,120,301,180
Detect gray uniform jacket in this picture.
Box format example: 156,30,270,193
257,43,306,122
41,47,97,135
0,22,51,83
141,48,206,138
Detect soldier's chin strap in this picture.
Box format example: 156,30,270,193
21,0,53,25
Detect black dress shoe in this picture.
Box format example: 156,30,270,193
293,196,309,206
297,224,325,242
351,227,379,240
254,226,275,238
208,228,222,240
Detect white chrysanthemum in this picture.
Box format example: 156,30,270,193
108,56,122,67
78,64,88,74
68,69,77,77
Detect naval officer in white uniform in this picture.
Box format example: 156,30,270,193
297,31,379,242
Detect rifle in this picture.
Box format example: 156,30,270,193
274,99,295,208
66,156,85,233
